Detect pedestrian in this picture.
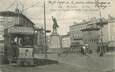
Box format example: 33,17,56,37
81,47,85,55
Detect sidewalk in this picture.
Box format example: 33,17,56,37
105,52,115,55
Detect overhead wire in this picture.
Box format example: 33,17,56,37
5,0,41,12
5,0,87,21
23,1,42,11
6,0,16,10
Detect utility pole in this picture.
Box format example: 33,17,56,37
95,0,108,56
95,0,104,56
43,1,47,58
99,10,104,56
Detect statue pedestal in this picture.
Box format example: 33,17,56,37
48,33,61,53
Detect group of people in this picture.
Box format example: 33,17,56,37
58,46,93,57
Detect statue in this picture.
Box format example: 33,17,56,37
52,16,59,34
49,16,61,50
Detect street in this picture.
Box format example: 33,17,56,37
0,53,115,72
48,53,115,72
0,63,80,72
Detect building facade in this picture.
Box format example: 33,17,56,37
61,34,71,48
101,15,115,49
102,16,115,42
69,19,100,52
69,16,115,52
69,22,88,40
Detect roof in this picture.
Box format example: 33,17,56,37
0,11,34,25
70,21,89,27
70,18,108,28
0,11,19,16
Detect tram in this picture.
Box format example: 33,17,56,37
0,11,39,65
4,27,36,65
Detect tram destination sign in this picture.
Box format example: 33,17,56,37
8,27,34,34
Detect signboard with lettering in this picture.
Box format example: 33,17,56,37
8,27,34,34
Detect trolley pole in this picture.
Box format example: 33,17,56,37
43,1,47,58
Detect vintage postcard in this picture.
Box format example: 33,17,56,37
0,0,115,72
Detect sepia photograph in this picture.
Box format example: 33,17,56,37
0,0,115,72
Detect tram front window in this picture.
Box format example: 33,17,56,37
21,35,33,48
12,35,33,48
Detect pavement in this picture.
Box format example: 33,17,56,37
0,64,81,72
105,52,115,56
47,53,115,72
0,52,115,72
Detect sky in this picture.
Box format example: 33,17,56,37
0,0,115,35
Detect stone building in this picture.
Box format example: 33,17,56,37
69,16,115,52
69,18,100,52
61,34,71,49
101,15,115,51
102,15,115,42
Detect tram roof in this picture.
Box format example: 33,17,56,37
0,11,34,25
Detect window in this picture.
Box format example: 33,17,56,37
8,17,12,22
0,16,4,21
11,34,34,48
0,16,4,26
